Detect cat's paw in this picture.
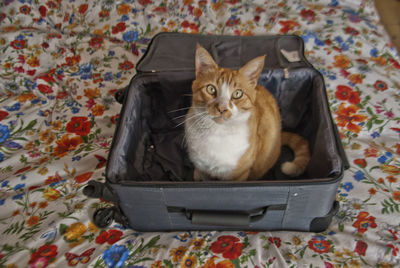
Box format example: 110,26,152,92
193,168,208,181
281,162,301,177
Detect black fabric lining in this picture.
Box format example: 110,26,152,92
106,68,342,183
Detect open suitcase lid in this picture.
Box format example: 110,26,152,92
136,33,313,73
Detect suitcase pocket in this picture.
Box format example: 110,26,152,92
168,204,286,227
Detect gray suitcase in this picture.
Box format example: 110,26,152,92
84,33,349,232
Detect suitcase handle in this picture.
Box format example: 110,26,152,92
186,205,286,227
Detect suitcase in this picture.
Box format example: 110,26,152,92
84,33,349,232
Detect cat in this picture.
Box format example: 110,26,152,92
184,44,310,181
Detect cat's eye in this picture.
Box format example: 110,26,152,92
232,89,243,99
206,84,216,95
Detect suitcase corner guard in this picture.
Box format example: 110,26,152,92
309,201,339,232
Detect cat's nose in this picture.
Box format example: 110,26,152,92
217,105,228,114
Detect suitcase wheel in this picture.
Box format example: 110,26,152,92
83,181,103,198
115,87,127,104
93,207,115,228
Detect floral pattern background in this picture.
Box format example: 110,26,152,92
0,0,399,267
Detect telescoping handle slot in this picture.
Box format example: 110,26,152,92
179,205,286,227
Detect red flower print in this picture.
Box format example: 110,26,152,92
46,1,57,9
348,73,363,84
364,147,378,157
386,176,397,183
45,172,62,185
138,0,152,5
181,20,190,28
38,84,54,94
38,71,56,83
78,3,88,14
387,244,399,257
153,6,167,13
119,60,134,70
95,231,110,244
14,66,25,73
189,23,199,31
226,18,240,27
224,0,239,4
99,9,110,18
66,117,91,136
348,91,360,104
39,5,47,17
11,40,27,50
345,26,359,36
27,70,37,76
112,22,126,34
279,20,300,34
374,80,388,91
110,114,120,125
131,43,139,56
396,144,400,155
389,58,400,69
89,36,104,49
368,188,377,195
268,237,281,248
20,5,31,14
65,55,81,66
0,110,9,121
74,172,94,184
14,165,32,175
352,211,377,234
300,9,315,22
29,244,58,264
95,154,107,169
308,236,331,253
335,103,368,134
0,13,6,23
392,191,400,202
193,7,203,18
95,230,123,245
335,85,352,101
210,235,243,260
354,159,367,168
56,91,68,99
354,240,368,256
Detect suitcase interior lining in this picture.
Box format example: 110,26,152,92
107,67,342,183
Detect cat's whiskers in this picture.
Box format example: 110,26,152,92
182,114,205,146
168,106,203,114
182,113,213,146
168,107,192,113
174,111,208,128
172,114,190,120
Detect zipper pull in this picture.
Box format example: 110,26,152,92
283,68,289,79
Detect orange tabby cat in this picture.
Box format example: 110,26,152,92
184,44,310,181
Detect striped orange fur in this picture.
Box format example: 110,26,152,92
185,44,310,181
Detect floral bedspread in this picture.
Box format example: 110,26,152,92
1,0,400,267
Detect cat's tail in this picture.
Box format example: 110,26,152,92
281,132,310,177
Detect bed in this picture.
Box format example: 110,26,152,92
0,0,399,267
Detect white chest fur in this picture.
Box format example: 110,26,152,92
185,110,250,179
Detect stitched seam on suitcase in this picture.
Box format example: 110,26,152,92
160,187,173,227
281,187,291,228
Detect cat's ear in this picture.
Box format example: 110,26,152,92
195,44,217,77
239,55,266,87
